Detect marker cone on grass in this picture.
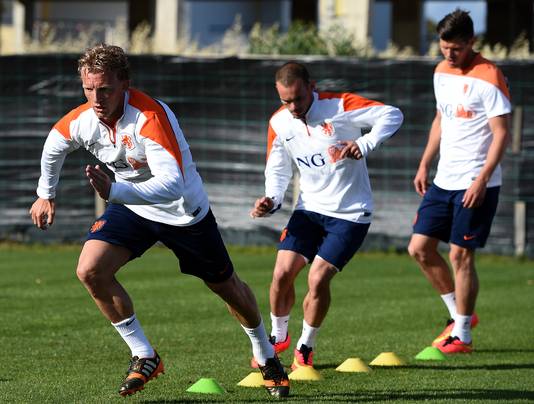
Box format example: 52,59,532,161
237,372,264,387
369,352,406,366
415,346,447,361
336,358,372,373
289,366,323,380
186,378,225,394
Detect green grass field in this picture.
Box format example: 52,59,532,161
1,244,533,403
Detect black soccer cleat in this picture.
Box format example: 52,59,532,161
259,355,290,398
118,352,164,396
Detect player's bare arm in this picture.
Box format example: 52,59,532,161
250,196,274,218
462,114,510,208
29,198,55,230
86,164,112,200
338,140,363,160
414,111,442,196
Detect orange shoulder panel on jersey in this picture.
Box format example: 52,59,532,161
128,89,184,176
266,104,287,160
435,55,510,99
318,91,383,111
266,123,277,161
52,103,91,140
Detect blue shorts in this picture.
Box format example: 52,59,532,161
86,203,234,283
278,210,370,270
413,184,500,249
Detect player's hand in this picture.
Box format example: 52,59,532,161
250,196,274,218
86,164,111,200
29,198,55,230
338,140,363,160
413,166,429,196
462,179,487,208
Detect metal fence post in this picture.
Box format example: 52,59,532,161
512,105,523,154
514,201,526,257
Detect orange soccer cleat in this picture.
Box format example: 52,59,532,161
291,344,314,370
437,336,473,354
118,352,164,396
251,334,291,369
259,356,290,398
432,313,479,347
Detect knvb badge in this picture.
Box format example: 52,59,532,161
121,134,135,150
320,121,335,136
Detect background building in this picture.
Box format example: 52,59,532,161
1,0,531,55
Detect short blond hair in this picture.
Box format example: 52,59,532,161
78,44,130,80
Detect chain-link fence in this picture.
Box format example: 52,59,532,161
1,55,532,256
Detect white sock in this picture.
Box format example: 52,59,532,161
112,314,155,358
270,312,290,342
451,314,472,343
440,292,457,320
296,320,319,350
241,319,275,367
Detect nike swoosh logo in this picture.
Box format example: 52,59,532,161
88,141,98,147
285,136,295,141
463,235,476,240
125,317,136,326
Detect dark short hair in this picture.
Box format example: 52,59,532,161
436,9,474,42
78,43,130,80
275,62,310,86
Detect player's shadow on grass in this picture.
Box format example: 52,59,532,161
295,388,534,402
410,363,534,371
476,348,534,353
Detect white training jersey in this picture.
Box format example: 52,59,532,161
265,91,403,223
433,53,512,190
37,88,209,226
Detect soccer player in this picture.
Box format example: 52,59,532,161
250,62,403,369
407,10,511,354
29,44,289,397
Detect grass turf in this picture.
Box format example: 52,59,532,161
1,244,533,403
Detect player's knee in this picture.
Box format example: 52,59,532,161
76,261,105,288
272,264,296,286
208,272,238,294
308,270,332,294
407,241,431,263
449,248,473,270
407,240,420,258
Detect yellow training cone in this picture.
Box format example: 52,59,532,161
289,366,323,381
335,358,372,373
369,352,406,366
237,372,264,387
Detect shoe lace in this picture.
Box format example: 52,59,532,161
261,358,285,384
298,344,313,364
126,356,140,374
126,355,158,375
442,336,458,346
